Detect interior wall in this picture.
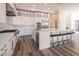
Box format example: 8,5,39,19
49,11,59,29
59,10,71,29
0,3,6,23
58,4,79,30
58,4,79,41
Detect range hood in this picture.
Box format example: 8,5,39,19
6,3,16,16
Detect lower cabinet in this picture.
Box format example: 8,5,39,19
0,44,8,56
0,40,13,56
0,34,19,56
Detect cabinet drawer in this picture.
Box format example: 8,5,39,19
0,44,7,51
0,44,8,56
0,42,12,56
1,49,8,56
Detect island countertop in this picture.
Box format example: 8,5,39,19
36,28,74,33
33,28,74,50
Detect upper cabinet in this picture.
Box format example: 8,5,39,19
6,3,16,16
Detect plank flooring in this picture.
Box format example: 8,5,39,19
13,35,79,56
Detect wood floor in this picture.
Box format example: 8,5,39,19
13,35,79,56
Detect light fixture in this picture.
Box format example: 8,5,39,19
44,3,47,6
47,8,49,10
53,14,56,17
41,13,43,16
33,4,36,7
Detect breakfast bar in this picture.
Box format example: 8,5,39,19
32,29,74,50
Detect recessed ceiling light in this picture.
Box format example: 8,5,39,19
33,4,36,7
53,14,56,17
41,13,43,15
47,8,49,10
44,3,47,5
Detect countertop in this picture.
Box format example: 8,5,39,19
36,28,74,32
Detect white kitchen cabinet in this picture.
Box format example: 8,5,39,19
8,39,12,56
0,40,12,56
0,44,8,56
0,33,19,56
35,30,50,50
12,16,35,25
0,39,14,56
14,25,34,36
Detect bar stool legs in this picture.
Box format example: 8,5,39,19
51,36,59,47
53,36,60,47
51,37,54,47
66,34,72,43
51,36,63,47
62,36,64,44
69,34,72,43
50,33,74,47
57,36,60,46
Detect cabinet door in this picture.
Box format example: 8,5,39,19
0,44,8,56
7,40,12,56
13,16,35,25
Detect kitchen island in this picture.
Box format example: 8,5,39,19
32,29,74,50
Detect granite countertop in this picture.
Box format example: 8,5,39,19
36,28,68,31
36,28,74,33
0,33,14,49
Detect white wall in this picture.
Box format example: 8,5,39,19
0,3,6,23
71,12,79,30
58,4,79,41
59,4,79,29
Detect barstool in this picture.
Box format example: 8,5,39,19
50,34,54,47
59,31,67,44
58,33,64,45
66,30,74,43
50,30,74,47
50,32,60,47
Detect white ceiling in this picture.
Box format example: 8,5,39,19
15,3,62,13
15,3,79,13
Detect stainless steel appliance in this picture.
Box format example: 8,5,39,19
41,19,49,28
36,22,41,30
